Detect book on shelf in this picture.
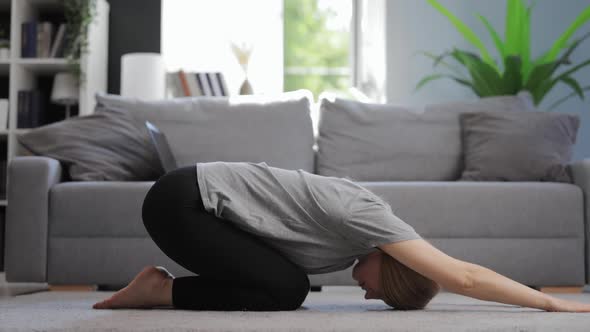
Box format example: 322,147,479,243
177,70,191,97
186,73,203,96
17,90,46,128
0,99,7,130
21,22,37,58
166,73,180,98
215,72,228,96
194,73,205,96
37,22,53,58
50,23,67,58
166,71,229,97
196,72,213,96
22,21,68,58
207,72,223,96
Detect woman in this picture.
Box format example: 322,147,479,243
93,162,590,312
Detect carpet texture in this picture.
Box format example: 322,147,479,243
2,287,590,331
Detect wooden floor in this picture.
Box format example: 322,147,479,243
45,285,585,293
48,285,97,292
538,286,584,293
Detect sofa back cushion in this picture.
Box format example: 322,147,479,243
316,92,535,181
96,90,315,172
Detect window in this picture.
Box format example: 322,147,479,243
161,0,354,99
162,0,283,95
283,0,353,99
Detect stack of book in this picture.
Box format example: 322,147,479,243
168,71,229,97
17,90,46,128
21,22,68,58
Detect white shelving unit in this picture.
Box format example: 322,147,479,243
0,0,109,206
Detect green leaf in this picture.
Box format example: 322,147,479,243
520,1,531,77
451,49,502,97
560,76,585,100
543,30,590,67
415,73,472,92
525,61,560,105
477,14,505,60
501,55,523,95
552,58,590,84
526,33,590,104
541,4,590,63
426,0,496,68
547,86,590,111
505,0,526,56
416,51,466,77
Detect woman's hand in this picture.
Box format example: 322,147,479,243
547,297,590,312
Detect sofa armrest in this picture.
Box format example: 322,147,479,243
5,156,64,282
569,159,590,284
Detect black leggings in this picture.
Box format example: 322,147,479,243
141,165,310,311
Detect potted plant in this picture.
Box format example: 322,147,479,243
416,0,590,110
62,0,97,82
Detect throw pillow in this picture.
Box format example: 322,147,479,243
95,90,315,172
459,111,580,183
17,104,164,181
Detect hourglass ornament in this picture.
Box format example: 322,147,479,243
231,42,254,95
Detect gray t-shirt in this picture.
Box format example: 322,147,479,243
196,161,422,274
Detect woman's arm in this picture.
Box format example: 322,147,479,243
456,262,553,310
457,261,590,312
378,239,590,312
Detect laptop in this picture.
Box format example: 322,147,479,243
145,121,178,173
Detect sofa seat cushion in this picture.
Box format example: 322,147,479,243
49,181,153,237
49,180,583,239
359,181,583,238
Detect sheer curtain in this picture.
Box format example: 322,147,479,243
353,0,387,103
161,0,283,95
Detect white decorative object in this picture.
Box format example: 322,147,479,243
121,53,166,100
231,42,254,95
51,72,79,118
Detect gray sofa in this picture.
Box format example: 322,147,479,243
4,91,590,289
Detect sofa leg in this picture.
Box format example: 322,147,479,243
310,286,322,292
49,285,97,291
538,286,583,293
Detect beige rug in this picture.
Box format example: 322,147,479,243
2,286,590,331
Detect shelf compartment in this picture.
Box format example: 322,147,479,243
15,58,69,73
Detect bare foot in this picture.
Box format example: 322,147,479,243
92,266,174,309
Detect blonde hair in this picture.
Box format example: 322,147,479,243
380,253,440,310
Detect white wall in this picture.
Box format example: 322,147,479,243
384,0,590,160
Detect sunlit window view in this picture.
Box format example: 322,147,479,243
162,0,352,99
283,0,353,99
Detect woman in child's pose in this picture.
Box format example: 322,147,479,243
93,162,590,312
